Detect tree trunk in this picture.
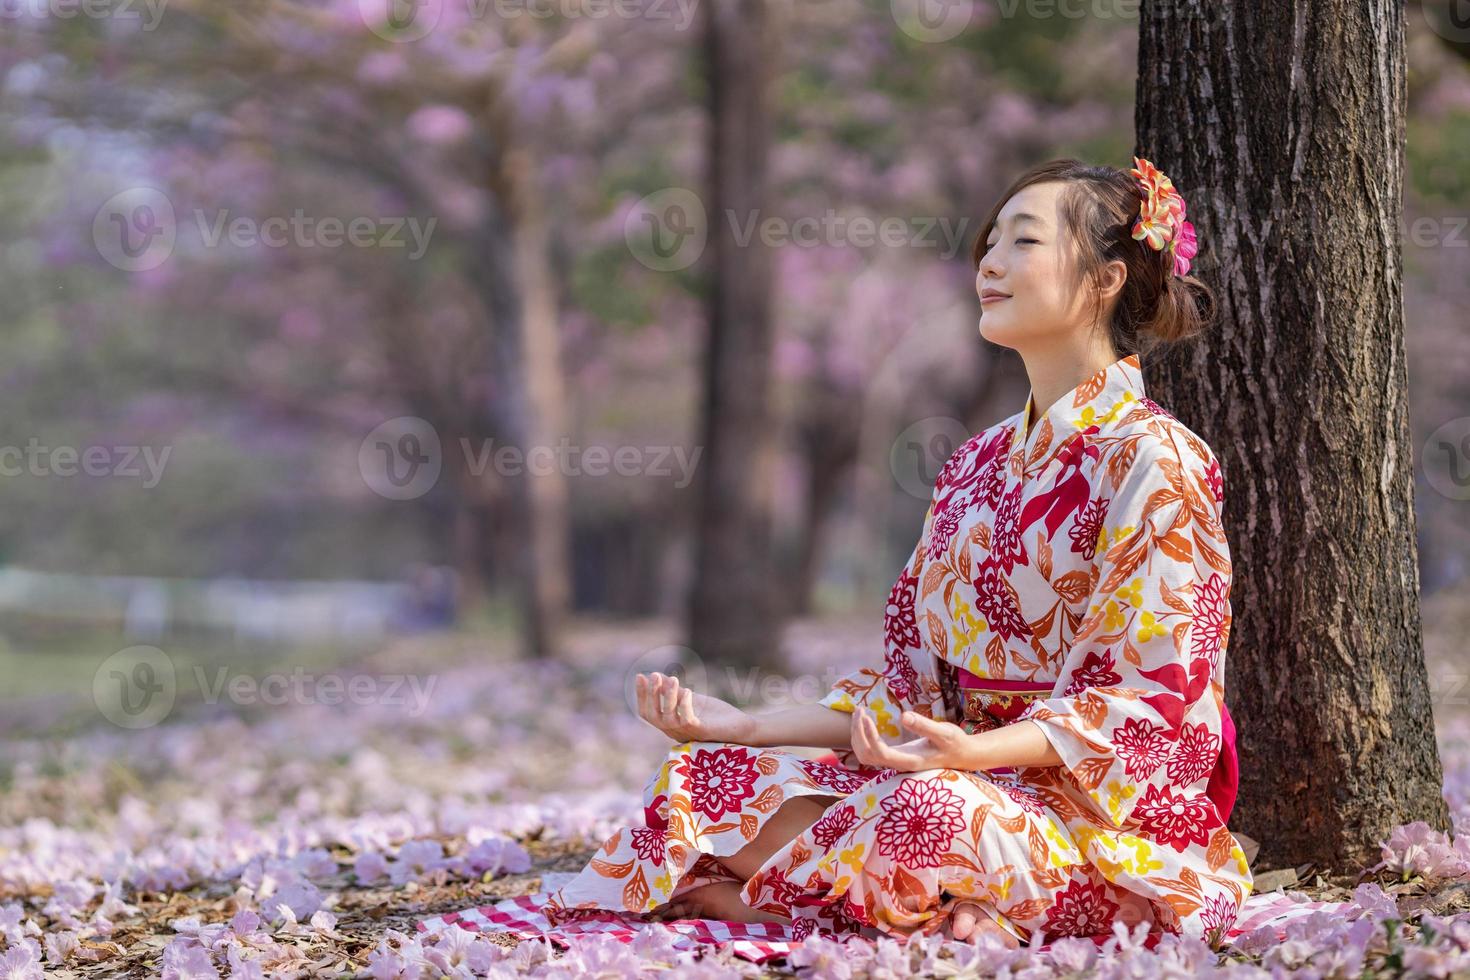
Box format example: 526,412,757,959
465,146,570,660
505,144,573,659
686,0,784,674
1136,0,1448,872
784,426,857,618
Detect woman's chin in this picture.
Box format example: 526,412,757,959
978,314,1020,346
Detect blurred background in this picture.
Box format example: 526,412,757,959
0,1,1467,726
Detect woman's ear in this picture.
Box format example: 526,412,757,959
1098,259,1127,302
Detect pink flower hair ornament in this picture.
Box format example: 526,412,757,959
1129,156,1197,278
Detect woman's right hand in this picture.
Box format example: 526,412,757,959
635,672,757,745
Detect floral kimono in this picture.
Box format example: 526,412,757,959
542,352,1253,947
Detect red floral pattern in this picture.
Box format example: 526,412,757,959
874,779,967,867
810,804,859,849
1042,878,1122,939
1061,649,1123,696
1068,495,1108,560
1167,721,1221,785
673,747,760,822
1134,783,1217,851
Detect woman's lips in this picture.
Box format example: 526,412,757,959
981,294,1009,305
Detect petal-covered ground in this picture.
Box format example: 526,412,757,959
3,602,1470,978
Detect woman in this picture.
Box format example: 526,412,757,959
541,157,1253,948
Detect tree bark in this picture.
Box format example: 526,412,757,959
686,0,784,673
1136,0,1448,871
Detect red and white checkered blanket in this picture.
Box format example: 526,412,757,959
416,886,1350,964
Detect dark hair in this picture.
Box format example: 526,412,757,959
969,158,1217,357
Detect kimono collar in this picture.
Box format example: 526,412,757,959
1011,352,1146,462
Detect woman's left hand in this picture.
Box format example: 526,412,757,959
849,705,982,772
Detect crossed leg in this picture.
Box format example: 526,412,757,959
648,793,839,924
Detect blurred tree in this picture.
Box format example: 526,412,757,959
686,0,783,672
1137,0,1449,869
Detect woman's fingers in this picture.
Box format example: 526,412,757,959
638,674,674,735
900,711,942,736
679,688,696,726
664,677,680,715
852,707,881,765
635,673,652,722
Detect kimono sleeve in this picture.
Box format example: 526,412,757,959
1017,435,1233,833
817,501,948,743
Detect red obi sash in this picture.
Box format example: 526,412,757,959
955,670,1056,776
955,666,1240,825
955,670,1055,734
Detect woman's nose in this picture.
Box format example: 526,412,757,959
977,250,1003,283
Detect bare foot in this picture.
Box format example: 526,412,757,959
946,901,1021,947
645,880,787,925
645,897,700,922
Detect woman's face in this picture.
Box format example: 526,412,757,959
975,181,1093,353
